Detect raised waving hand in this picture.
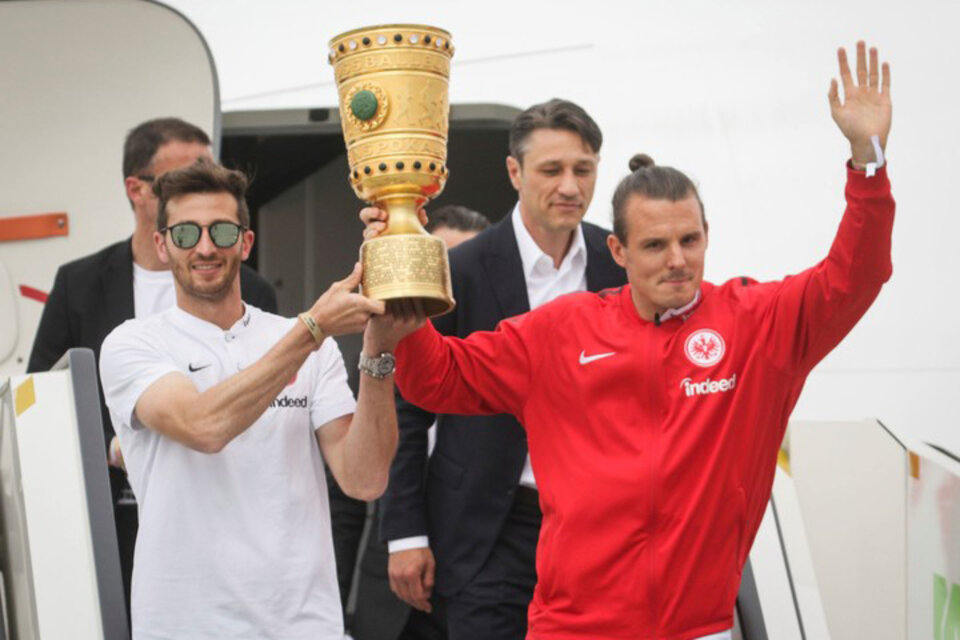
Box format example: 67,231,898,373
829,40,892,168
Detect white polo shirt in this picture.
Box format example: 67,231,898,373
100,304,355,640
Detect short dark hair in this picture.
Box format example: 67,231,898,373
611,154,706,243
154,159,250,231
425,205,490,234
508,99,602,164
123,117,210,179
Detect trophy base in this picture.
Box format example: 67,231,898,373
361,233,455,318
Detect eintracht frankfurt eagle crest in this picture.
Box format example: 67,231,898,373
684,329,725,367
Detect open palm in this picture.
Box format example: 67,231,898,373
828,41,892,165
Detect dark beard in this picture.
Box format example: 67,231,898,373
173,257,240,302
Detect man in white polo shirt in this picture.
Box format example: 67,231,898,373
100,159,417,639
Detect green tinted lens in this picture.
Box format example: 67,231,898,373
170,223,201,248
209,222,241,248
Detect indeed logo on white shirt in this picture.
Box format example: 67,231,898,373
270,395,308,408
680,374,738,397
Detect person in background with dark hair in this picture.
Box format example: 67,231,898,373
364,42,893,639
26,117,276,614
424,205,491,248
364,99,626,640
99,160,414,639
350,204,490,640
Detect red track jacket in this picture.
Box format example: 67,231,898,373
395,166,894,639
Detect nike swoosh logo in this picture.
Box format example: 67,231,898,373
579,350,616,365
188,363,211,372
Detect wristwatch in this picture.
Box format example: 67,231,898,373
358,352,396,379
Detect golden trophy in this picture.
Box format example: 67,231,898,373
329,24,455,316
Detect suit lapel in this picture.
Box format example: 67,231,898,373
480,216,530,318
101,239,136,333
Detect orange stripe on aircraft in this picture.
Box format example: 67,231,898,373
0,212,69,242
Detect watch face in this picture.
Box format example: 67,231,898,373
376,353,396,376
360,352,395,378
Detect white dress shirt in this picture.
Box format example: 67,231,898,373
510,203,587,488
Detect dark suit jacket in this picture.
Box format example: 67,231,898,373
378,215,626,599
27,238,278,445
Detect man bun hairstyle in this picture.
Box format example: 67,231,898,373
154,159,250,231
509,98,602,164
627,153,655,172
611,153,706,243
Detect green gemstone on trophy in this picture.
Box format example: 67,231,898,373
351,90,379,121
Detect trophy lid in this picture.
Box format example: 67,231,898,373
330,23,450,41
328,24,453,63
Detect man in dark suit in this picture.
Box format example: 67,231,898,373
27,117,277,616
351,205,490,640
372,99,626,640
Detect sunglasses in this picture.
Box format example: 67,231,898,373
161,221,245,249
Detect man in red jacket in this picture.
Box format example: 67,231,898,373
369,41,893,640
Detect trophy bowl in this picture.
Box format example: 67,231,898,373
329,24,456,317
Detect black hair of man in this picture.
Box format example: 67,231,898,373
508,98,602,165
611,153,706,243
154,158,250,231
122,117,211,179
425,204,491,234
